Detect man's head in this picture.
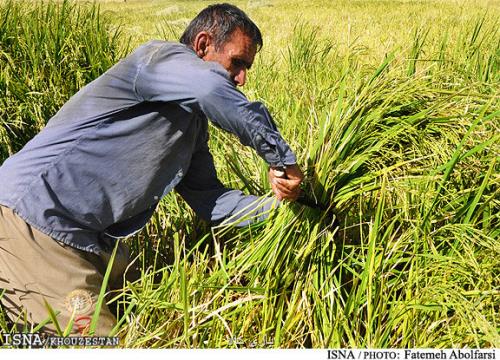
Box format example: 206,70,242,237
180,3,263,86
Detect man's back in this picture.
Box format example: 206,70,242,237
0,41,216,252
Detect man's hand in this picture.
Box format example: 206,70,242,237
268,164,304,201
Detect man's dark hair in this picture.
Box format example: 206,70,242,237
180,3,263,52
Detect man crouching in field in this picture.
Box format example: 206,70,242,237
0,3,303,335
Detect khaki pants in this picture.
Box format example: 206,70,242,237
0,205,137,336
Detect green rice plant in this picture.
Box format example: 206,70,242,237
0,0,126,162
1,0,498,349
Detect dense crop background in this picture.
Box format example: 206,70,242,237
0,0,498,348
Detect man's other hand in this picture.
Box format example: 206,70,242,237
269,164,304,201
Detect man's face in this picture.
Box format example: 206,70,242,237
201,28,257,87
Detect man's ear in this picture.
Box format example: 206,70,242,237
193,31,212,58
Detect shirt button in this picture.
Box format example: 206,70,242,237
154,196,159,201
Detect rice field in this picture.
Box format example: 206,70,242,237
0,0,499,348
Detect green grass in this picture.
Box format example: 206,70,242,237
0,0,125,161
0,0,499,348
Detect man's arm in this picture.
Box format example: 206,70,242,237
135,42,303,199
175,138,277,226
134,43,295,166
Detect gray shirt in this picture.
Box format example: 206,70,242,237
0,41,296,254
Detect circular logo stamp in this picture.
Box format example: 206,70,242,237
64,289,93,315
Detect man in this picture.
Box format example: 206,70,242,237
0,3,303,335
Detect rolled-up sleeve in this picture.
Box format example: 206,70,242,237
175,138,278,226
134,43,296,167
